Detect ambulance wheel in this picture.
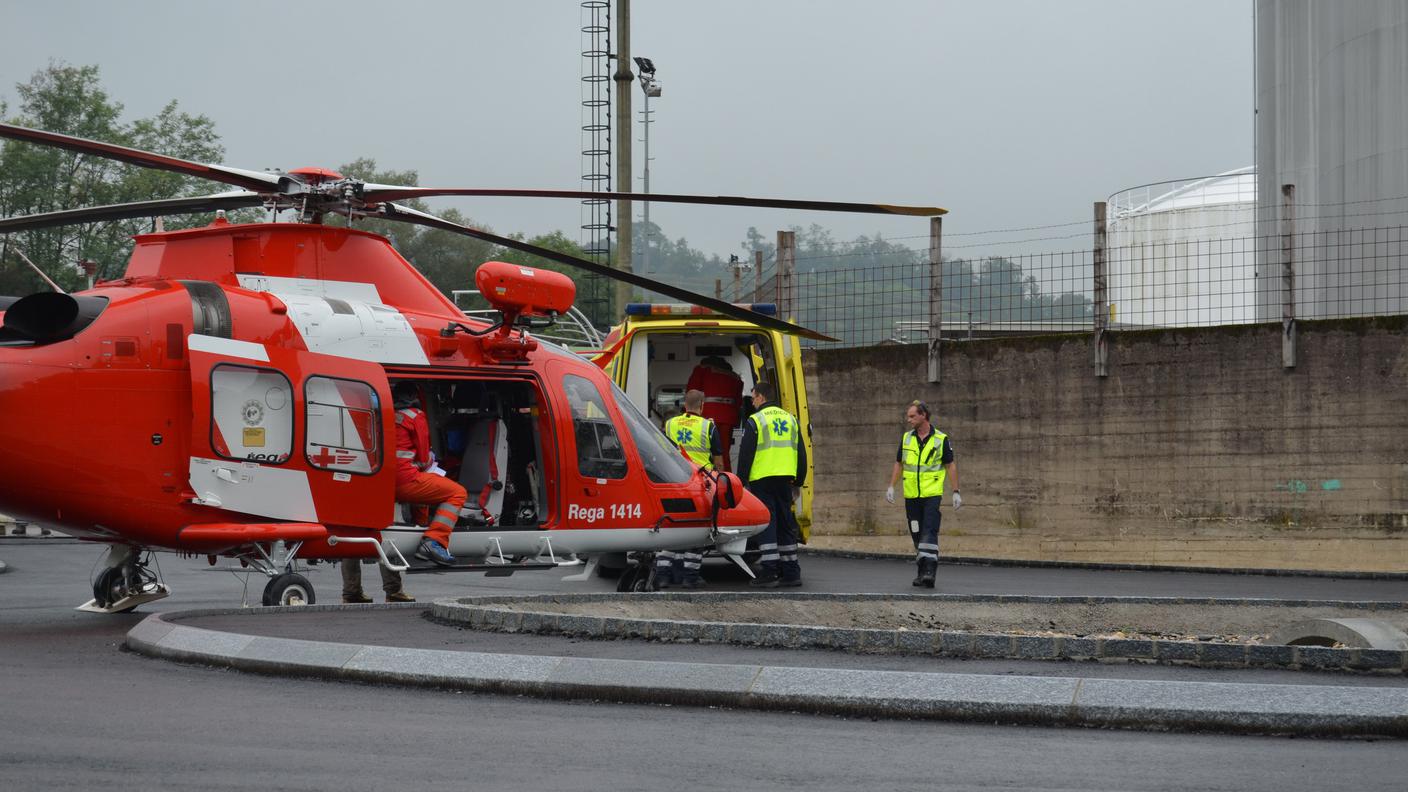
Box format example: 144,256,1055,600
262,573,315,607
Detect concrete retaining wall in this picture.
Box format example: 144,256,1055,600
806,317,1408,572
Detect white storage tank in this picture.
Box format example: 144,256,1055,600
1255,0,1408,320
1107,168,1258,327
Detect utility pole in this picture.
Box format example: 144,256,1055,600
613,0,633,315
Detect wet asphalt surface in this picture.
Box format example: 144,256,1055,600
3,539,1407,791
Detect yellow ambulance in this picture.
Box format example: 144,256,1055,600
595,302,813,537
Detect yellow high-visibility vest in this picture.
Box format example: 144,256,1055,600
901,429,948,498
748,405,799,481
665,412,715,466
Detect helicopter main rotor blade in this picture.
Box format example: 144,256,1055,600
360,185,946,217
0,192,266,234
0,122,282,193
370,202,841,343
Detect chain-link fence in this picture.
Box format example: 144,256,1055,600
733,215,1408,349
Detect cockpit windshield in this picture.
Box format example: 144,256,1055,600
609,380,695,484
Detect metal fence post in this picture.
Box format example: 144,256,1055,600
731,258,741,301
1092,201,1109,377
1281,184,1296,368
777,230,796,319
753,250,763,302
927,216,943,383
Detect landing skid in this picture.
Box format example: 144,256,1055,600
76,584,171,614
404,560,557,576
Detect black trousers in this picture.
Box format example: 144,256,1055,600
749,476,801,580
904,495,942,562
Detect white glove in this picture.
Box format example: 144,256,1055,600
951,492,963,510
884,485,895,504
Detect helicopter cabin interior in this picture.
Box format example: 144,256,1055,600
388,377,548,532
620,331,782,469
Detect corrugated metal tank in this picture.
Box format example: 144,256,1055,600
1108,169,1257,327
1255,0,1408,320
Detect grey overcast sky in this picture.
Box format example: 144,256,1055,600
0,0,1252,261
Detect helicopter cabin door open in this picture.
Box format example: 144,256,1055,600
186,334,395,528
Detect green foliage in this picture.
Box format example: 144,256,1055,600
0,63,225,293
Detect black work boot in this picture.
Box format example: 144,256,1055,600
750,566,781,588
919,558,938,589
911,560,926,587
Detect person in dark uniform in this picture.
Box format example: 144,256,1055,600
736,380,807,588
885,400,960,588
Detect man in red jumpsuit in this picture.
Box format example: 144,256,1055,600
392,382,466,566
686,356,744,471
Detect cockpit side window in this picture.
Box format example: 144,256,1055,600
563,373,627,480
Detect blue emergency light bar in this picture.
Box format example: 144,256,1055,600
624,302,777,318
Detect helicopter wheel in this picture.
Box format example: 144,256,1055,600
615,565,641,593
262,572,316,607
93,566,137,611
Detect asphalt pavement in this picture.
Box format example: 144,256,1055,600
5,538,1408,791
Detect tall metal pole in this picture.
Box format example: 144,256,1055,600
777,230,796,321
1281,184,1296,369
641,87,652,274
927,217,943,383
1092,201,1109,377
613,0,633,315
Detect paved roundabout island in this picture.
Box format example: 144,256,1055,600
128,588,1408,738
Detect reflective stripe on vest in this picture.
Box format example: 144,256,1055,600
665,413,715,466
901,429,947,498
748,405,799,481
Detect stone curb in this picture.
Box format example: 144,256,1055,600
430,592,1408,675
802,547,1408,580
126,604,1408,738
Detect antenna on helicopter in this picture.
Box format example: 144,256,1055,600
9,248,67,294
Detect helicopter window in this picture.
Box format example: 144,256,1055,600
563,374,627,480
609,380,695,484
304,376,381,475
209,364,293,464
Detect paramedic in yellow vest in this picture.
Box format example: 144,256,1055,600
886,400,960,588
737,380,808,588
655,389,723,588
665,389,725,470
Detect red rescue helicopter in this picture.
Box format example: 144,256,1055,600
0,122,943,612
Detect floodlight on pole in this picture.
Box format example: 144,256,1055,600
636,57,661,272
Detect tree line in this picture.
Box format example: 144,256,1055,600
2,63,1090,336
